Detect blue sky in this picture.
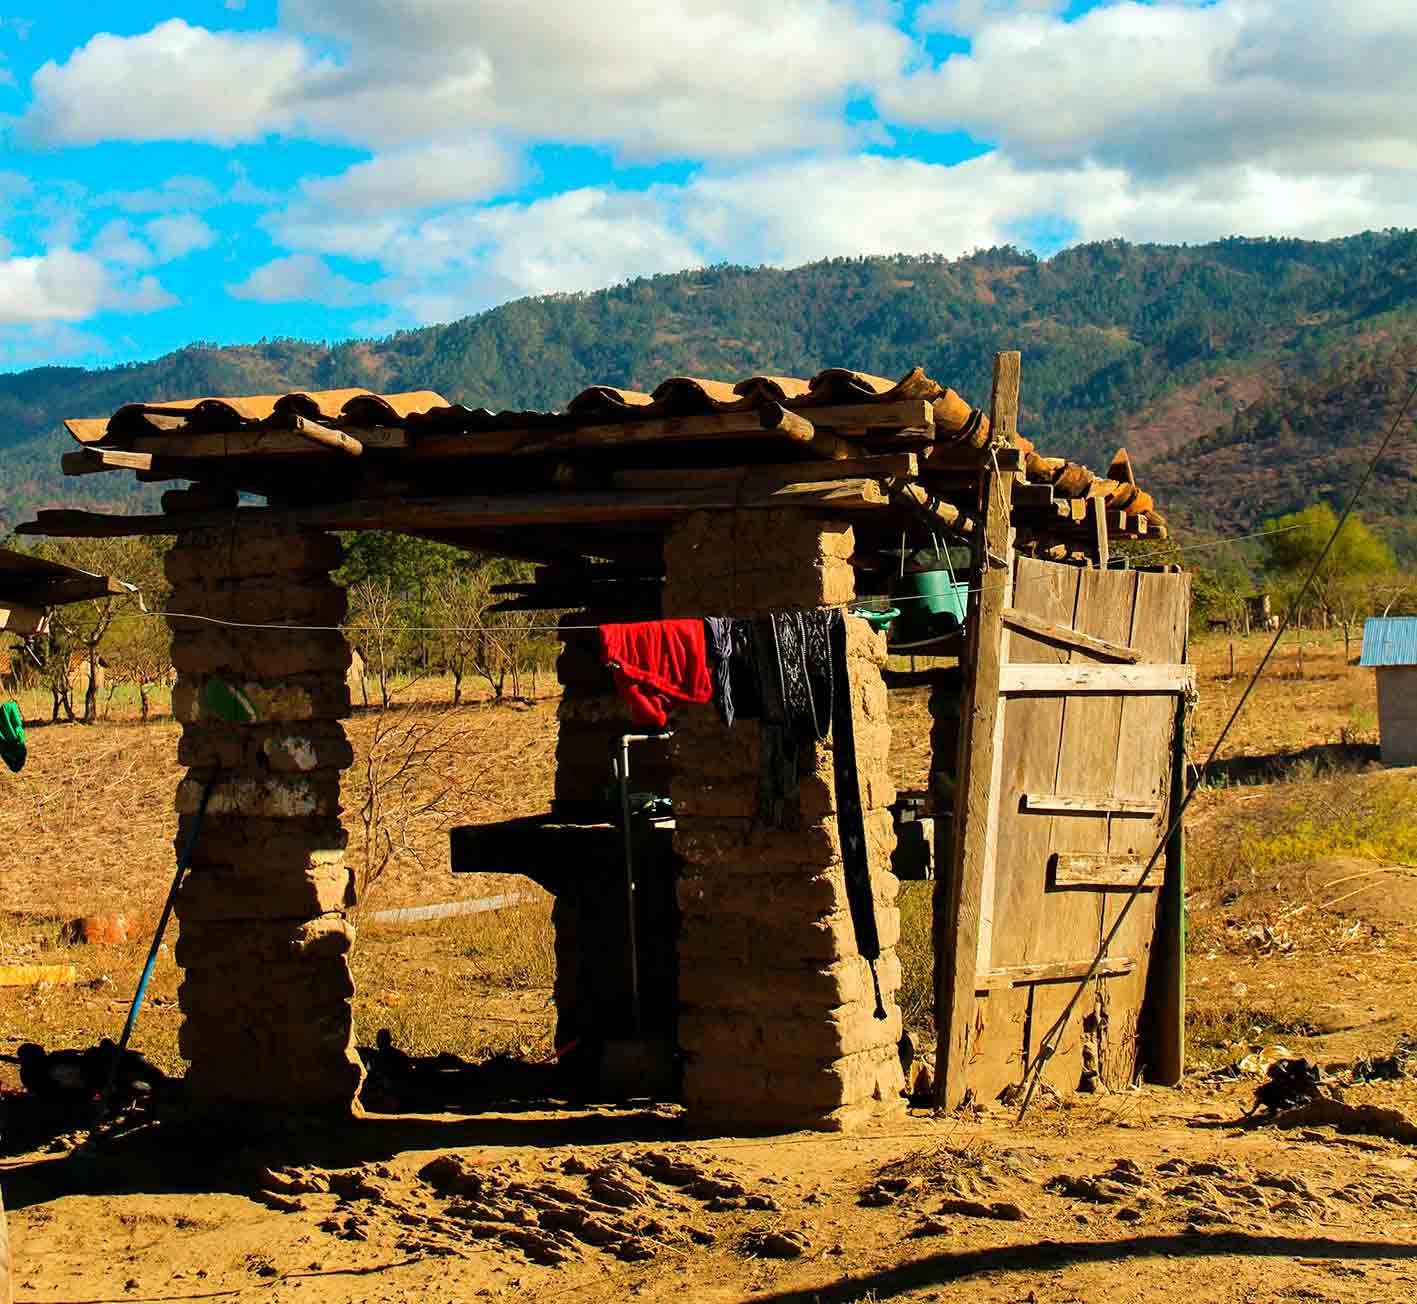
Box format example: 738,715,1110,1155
2,1,1415,371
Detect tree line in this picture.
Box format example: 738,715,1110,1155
0,532,562,722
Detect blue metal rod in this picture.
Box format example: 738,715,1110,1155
94,772,216,1124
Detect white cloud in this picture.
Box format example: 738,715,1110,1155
256,147,1417,327
882,1,1417,180
297,141,520,216
682,153,1417,264
263,186,700,325
99,175,224,214
146,213,217,261
0,247,175,325
23,19,318,146
914,1,1066,35
227,253,376,307
90,219,154,267
0,322,108,369
21,4,912,158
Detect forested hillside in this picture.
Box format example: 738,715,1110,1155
4,230,1417,551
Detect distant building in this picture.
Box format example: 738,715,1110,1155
1359,617,1417,766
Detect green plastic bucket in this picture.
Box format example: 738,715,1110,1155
890,554,969,645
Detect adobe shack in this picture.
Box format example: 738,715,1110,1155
22,351,1191,1131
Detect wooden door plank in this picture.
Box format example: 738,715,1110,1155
1001,608,1141,662
1022,793,1159,816
1101,567,1191,1085
1051,853,1162,888
976,956,1135,991
998,663,1193,694
1020,567,1138,1093
935,350,1017,1111
962,559,1081,1103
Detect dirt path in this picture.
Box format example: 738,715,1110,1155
5,1076,1417,1304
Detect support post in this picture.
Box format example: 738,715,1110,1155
935,351,1019,1109
664,508,905,1130
165,519,363,1115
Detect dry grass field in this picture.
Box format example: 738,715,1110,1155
5,628,1417,1303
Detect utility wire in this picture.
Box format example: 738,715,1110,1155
1014,367,1417,1121
127,521,1300,637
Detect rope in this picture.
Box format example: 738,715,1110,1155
1013,365,1417,1120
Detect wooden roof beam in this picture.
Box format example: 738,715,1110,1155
17,477,896,539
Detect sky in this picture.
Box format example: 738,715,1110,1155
1,1,1415,372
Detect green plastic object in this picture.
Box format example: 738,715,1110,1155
853,605,900,634
0,701,26,773
202,678,257,725
890,552,969,645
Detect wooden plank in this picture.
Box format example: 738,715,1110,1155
0,963,77,987
292,414,363,456
1148,692,1190,1086
610,452,916,490
924,444,1024,472
1101,567,1190,1086
1021,793,1159,816
1022,567,1136,1095
1013,482,1056,507
62,447,155,477
968,559,1090,1104
1091,496,1110,569
976,956,1135,991
1001,608,1141,663
0,603,48,635
1052,853,1162,889
936,349,1018,1111
758,401,854,460
512,399,937,456
799,399,935,433
998,663,1194,695
886,478,978,540
128,424,407,458
18,478,893,539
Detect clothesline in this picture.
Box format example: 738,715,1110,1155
111,520,1301,637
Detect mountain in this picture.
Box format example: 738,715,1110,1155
5,230,1417,555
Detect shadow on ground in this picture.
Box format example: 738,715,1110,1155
752,1231,1417,1304
1198,741,1380,787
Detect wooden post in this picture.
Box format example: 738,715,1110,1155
1090,495,1109,570
0,1184,10,1304
1146,690,1189,1085
934,351,1018,1109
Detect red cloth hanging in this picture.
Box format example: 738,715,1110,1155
599,620,712,727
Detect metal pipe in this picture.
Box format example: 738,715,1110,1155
616,731,673,1038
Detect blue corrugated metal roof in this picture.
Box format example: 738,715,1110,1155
1359,616,1417,666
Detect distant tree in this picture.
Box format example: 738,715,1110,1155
1261,503,1395,658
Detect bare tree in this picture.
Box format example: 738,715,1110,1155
433,569,493,706
347,578,401,709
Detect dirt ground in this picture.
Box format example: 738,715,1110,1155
5,628,1417,1302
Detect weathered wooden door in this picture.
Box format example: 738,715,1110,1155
962,557,1190,1103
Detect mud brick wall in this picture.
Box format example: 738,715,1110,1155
164,520,363,1112
662,509,905,1130
552,608,671,811
550,608,672,1055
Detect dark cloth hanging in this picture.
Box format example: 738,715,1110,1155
828,612,887,1020
703,616,735,727
713,610,887,1020
599,619,713,728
